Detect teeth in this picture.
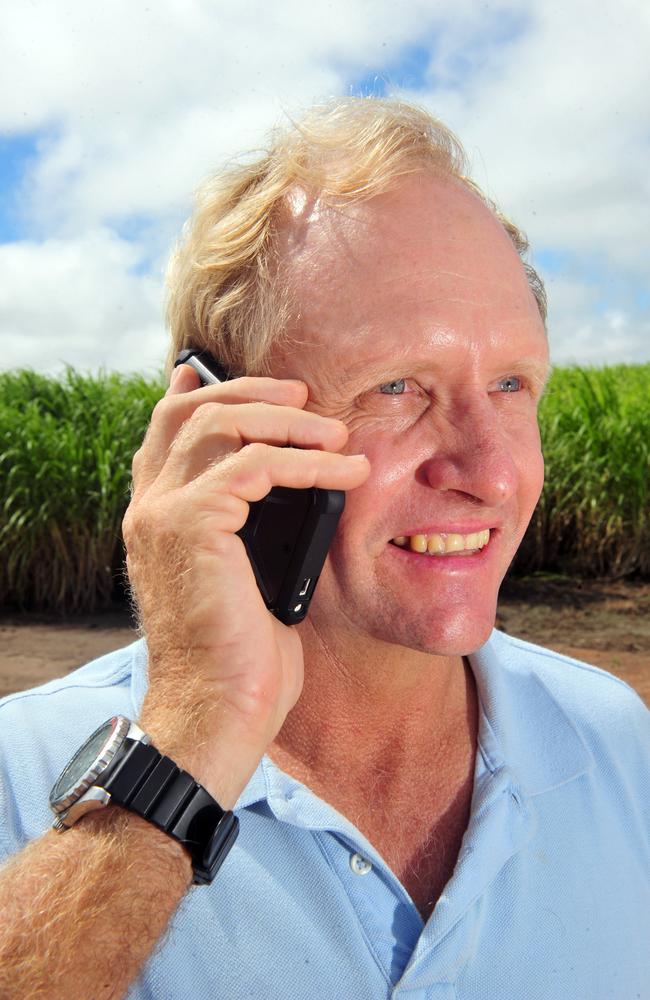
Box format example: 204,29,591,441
427,534,446,555
392,529,491,555
410,534,428,553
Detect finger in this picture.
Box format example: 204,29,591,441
168,365,308,408
133,375,309,494
158,403,350,488
205,444,370,504
166,363,202,395
132,364,201,487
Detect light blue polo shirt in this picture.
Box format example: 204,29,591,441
1,629,648,998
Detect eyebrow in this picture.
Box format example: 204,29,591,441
523,358,553,395
337,354,552,395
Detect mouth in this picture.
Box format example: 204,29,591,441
390,528,492,557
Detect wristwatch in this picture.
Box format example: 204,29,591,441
48,716,239,885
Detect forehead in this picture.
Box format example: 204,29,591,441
273,173,546,379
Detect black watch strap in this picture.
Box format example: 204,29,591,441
100,738,239,885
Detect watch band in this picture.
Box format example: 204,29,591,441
99,737,239,885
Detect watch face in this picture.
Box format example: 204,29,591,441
49,718,117,807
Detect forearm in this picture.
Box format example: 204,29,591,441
0,808,192,1000
0,694,267,1000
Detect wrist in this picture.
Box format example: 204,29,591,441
136,708,268,809
49,716,241,885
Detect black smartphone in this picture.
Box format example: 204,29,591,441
174,349,345,625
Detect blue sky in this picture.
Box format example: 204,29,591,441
0,132,41,241
1,0,648,373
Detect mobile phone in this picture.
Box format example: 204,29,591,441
174,348,345,625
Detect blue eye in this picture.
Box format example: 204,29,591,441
499,376,522,393
379,378,406,395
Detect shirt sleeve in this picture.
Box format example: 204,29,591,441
0,644,140,863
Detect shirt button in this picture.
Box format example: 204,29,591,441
350,853,372,876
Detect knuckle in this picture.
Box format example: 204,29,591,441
185,399,225,432
121,506,139,548
225,446,270,496
122,494,147,527
217,491,249,521
247,399,271,414
200,527,245,560
151,395,174,422
242,440,271,462
195,399,225,416
122,495,160,540
121,506,132,537
131,446,143,475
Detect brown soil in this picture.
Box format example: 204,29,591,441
496,576,650,705
1,577,648,705
0,609,136,701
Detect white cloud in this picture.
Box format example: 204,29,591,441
408,1,650,282
0,0,648,370
552,312,650,367
545,275,650,365
0,232,165,373
394,0,650,364
0,0,537,234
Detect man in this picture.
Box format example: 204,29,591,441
0,98,648,999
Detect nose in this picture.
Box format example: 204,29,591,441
420,402,520,508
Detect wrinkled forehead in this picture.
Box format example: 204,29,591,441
280,172,514,266
273,174,545,362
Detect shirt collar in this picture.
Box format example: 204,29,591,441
129,628,593,811
468,628,593,796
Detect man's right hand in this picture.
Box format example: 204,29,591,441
122,363,369,806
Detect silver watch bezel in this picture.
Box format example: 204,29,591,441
49,716,149,819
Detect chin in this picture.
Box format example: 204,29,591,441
373,609,496,657
309,561,500,657
322,588,497,657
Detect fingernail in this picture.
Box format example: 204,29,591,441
348,453,368,461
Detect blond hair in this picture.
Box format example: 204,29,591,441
166,97,547,377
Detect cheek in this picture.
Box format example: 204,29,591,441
348,424,413,492
513,429,545,513
336,429,407,534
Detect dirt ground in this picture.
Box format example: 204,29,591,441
496,576,650,705
0,576,648,705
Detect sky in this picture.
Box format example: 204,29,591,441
0,0,648,376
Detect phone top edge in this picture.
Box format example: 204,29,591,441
312,488,346,515
174,348,232,384
255,487,345,514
